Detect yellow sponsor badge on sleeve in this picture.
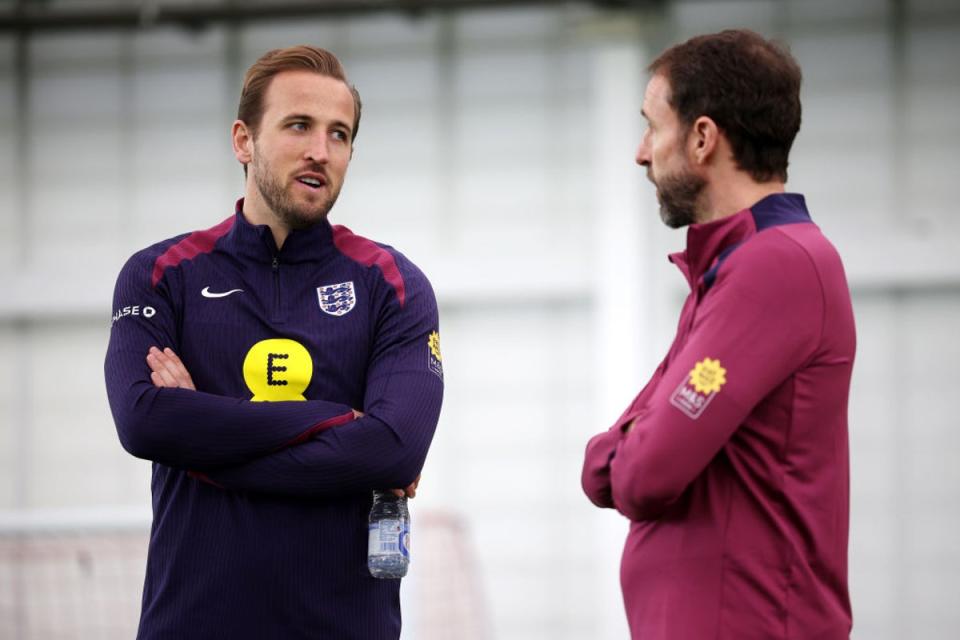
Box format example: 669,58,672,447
427,331,443,379
670,357,726,419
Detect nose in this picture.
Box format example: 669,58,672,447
305,135,329,165
635,137,651,167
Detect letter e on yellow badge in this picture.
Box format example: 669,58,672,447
243,338,313,401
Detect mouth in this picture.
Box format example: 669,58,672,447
295,174,328,190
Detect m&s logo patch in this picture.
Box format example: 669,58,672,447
670,357,726,419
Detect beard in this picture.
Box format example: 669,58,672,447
251,148,341,230
651,165,706,229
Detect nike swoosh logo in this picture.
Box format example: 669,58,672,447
201,287,244,298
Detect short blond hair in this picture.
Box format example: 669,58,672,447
237,45,362,141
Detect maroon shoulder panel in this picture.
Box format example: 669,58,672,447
151,216,236,287
331,225,406,307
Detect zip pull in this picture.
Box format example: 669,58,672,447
271,256,281,317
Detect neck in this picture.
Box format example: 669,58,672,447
242,181,291,249
697,174,786,225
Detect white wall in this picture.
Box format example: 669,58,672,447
1,1,958,638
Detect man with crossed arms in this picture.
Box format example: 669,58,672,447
582,30,855,639
106,46,442,639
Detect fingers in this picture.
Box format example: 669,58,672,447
149,371,167,387
408,474,421,498
146,349,177,388
160,347,197,390
390,474,422,499
162,348,189,372
146,346,197,391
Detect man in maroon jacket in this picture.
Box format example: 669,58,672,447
581,30,855,639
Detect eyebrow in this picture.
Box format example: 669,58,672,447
281,113,353,134
282,113,313,123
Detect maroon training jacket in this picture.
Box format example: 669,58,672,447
582,193,855,640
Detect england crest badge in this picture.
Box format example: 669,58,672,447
317,281,356,317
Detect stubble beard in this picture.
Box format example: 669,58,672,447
251,150,341,230
653,166,706,229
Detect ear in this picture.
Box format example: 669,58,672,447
687,115,720,166
232,120,253,165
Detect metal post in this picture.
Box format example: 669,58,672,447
588,13,648,640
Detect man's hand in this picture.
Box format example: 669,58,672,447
146,347,196,390
392,474,421,499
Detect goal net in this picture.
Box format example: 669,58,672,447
0,507,490,640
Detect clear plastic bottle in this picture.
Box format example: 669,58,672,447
367,490,410,579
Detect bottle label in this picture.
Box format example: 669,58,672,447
399,521,410,559
368,519,403,556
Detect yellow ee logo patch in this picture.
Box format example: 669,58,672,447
669,357,726,420
689,357,726,394
242,338,313,401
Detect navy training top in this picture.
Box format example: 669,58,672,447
105,199,444,640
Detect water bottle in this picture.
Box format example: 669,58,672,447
367,490,410,579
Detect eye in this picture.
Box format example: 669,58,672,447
289,122,308,132
331,129,349,142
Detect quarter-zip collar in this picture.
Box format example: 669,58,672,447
668,192,812,290
225,198,339,265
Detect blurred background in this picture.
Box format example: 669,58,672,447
0,0,958,638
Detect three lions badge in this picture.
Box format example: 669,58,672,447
317,282,356,317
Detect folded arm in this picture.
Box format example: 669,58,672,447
581,357,671,509
104,251,356,469
204,272,443,498
145,258,444,498
609,241,823,521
